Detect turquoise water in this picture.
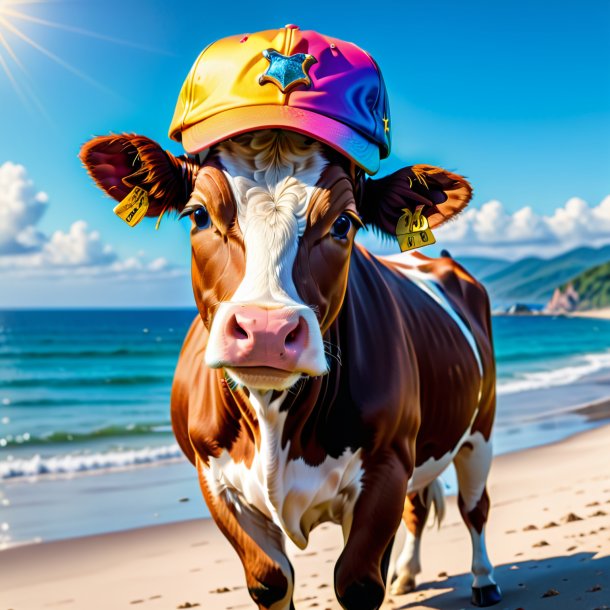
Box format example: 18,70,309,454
1,310,610,545
1,310,610,479
0,309,190,476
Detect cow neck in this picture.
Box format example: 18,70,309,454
223,378,260,451
213,316,352,469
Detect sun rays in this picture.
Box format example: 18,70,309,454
0,0,165,109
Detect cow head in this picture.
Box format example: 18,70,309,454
80,130,471,391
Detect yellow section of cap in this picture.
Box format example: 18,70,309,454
169,28,297,144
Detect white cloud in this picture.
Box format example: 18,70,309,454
0,162,48,254
0,162,185,280
434,195,610,259
44,220,116,266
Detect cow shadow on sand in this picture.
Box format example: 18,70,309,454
394,552,610,610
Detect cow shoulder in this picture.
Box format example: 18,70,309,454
171,316,257,468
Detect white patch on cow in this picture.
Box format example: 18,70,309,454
202,390,363,550
453,431,493,512
453,432,496,588
389,479,444,593
218,131,327,304
389,527,421,594
382,252,483,378
199,458,294,610
204,131,329,378
468,528,497,588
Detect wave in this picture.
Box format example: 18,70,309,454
4,397,148,407
1,422,172,446
0,374,173,388
496,346,597,364
0,444,184,480
497,351,610,395
0,347,179,359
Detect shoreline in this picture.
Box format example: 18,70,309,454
4,384,610,486
1,424,609,610
494,308,610,320
569,307,610,319
2,388,610,549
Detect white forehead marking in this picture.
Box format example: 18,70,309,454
216,131,327,304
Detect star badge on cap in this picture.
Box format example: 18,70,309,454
259,49,317,93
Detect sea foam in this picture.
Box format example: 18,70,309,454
497,350,610,395
0,444,184,480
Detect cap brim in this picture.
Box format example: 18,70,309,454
180,105,380,175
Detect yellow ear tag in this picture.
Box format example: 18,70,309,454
113,187,149,227
396,205,436,252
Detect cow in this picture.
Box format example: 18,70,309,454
80,26,501,610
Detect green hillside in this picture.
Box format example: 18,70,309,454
562,260,610,310
477,245,610,305
456,256,511,280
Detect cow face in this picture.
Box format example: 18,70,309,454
80,130,471,392
180,131,366,391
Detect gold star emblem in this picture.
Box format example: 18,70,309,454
383,116,390,133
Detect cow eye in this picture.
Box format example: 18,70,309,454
193,207,211,229
330,214,352,240
178,205,212,229
179,205,212,229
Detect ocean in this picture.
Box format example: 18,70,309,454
1,309,610,547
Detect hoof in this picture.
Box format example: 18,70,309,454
471,584,502,607
389,576,416,595
337,579,385,610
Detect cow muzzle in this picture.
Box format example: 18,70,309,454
205,302,328,390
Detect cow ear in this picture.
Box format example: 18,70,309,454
79,134,198,217
360,164,472,235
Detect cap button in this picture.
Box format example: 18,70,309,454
284,24,299,29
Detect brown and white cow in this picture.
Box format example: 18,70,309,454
80,129,501,609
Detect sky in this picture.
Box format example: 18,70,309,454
0,0,609,307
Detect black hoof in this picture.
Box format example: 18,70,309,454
471,584,502,607
337,580,385,610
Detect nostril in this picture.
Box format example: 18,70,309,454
284,317,307,347
228,314,249,340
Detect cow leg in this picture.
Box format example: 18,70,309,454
389,491,429,594
197,462,294,610
334,452,409,610
453,436,502,607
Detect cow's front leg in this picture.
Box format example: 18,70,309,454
335,451,409,610
197,461,294,610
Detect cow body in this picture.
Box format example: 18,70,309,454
171,243,496,599
81,129,501,610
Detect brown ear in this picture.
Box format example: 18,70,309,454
360,164,472,235
79,134,198,216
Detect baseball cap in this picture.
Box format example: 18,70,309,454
168,26,391,175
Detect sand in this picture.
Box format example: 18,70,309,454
570,308,610,320
2,425,609,610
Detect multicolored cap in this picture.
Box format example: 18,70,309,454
169,26,391,175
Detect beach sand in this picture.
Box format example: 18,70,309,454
570,308,610,320
2,425,609,610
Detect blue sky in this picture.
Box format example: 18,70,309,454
1,0,609,307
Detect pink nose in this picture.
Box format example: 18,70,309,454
223,306,309,370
